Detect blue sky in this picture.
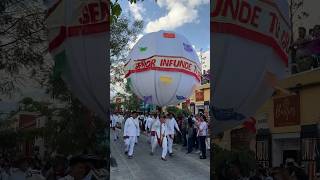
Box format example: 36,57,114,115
118,0,210,69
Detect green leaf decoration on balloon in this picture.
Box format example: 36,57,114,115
139,47,147,52
127,78,132,91
52,50,67,80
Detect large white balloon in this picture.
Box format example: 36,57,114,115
211,0,290,134
125,31,202,107
46,0,108,119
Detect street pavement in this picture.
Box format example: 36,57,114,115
110,129,210,180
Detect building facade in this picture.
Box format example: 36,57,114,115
213,68,320,179
176,82,210,116
255,68,320,177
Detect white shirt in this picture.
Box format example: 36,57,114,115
134,118,140,136
156,122,168,138
198,121,208,136
118,115,124,124
166,118,180,135
111,115,118,127
145,117,154,130
124,117,138,137
151,119,160,132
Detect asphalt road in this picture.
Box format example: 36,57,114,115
110,129,210,180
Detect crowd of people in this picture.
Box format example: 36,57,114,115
110,110,209,161
0,154,108,180
216,161,310,180
291,25,320,73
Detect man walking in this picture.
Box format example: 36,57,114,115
151,114,168,161
123,111,139,159
149,114,158,150
134,114,140,144
166,113,181,156
145,113,154,144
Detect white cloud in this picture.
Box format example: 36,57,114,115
128,2,145,21
144,0,208,33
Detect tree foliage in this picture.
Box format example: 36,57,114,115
115,81,141,112
43,99,107,155
0,0,48,96
289,0,309,41
110,15,143,96
212,144,256,179
110,0,148,24
166,106,191,118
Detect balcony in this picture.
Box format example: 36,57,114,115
201,69,210,85
291,37,320,74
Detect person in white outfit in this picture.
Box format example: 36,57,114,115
166,113,181,156
150,114,168,161
134,114,141,144
123,111,139,159
145,113,154,144
117,113,124,129
111,113,119,141
149,114,158,149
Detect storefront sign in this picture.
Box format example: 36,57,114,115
115,97,121,104
274,95,300,127
195,90,204,101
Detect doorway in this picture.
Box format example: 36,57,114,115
283,150,300,165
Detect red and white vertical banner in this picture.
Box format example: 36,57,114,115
211,0,290,134
46,0,109,119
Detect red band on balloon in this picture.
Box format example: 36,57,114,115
133,55,200,67
163,33,176,38
125,67,201,82
48,21,109,52
211,22,288,67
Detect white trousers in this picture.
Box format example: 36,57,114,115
151,136,167,158
167,134,174,154
125,136,136,156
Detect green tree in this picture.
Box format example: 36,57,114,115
114,79,141,112
289,0,309,41
0,129,18,152
110,0,151,24
212,144,256,179
0,0,47,96
110,15,143,90
42,98,107,155
166,106,190,118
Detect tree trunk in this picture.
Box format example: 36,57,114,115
290,0,294,43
